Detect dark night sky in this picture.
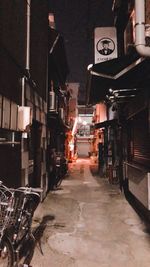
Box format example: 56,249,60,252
49,0,114,104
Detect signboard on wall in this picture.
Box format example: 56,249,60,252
94,27,118,63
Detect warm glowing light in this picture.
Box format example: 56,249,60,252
48,13,55,29
82,121,87,126
78,117,82,123
69,142,74,151
72,117,78,136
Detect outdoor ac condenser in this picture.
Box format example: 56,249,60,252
18,106,31,131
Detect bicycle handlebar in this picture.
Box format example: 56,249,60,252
16,187,43,194
0,180,43,195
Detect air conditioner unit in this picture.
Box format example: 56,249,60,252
18,106,32,131
49,91,56,111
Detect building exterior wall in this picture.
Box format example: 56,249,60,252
30,0,48,100
0,1,49,199
114,0,150,210
0,1,27,103
23,81,48,199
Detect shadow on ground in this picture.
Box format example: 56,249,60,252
32,214,55,255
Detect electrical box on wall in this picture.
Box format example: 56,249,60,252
18,106,32,131
49,91,56,111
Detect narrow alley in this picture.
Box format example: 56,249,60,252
1,2,150,267
32,158,150,267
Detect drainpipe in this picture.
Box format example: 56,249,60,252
21,77,25,106
26,0,31,70
21,0,31,105
135,0,150,57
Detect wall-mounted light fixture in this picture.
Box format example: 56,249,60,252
87,64,93,71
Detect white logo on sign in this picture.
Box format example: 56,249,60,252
96,38,115,56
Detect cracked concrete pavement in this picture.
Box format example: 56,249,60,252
31,158,150,267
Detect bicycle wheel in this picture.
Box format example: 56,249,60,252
55,175,62,188
0,236,14,267
17,234,35,266
54,167,63,188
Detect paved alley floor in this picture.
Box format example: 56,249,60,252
32,158,150,267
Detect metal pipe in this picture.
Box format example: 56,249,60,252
26,0,31,70
115,95,135,98
21,77,25,106
109,88,139,94
135,0,150,57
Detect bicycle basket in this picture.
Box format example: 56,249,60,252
0,186,14,232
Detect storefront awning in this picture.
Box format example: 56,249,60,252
95,119,118,129
87,53,150,104
49,28,69,85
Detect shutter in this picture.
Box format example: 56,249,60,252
133,109,150,167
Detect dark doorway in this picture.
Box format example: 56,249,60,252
0,130,21,188
29,120,42,187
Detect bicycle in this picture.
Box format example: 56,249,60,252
54,154,63,188
0,181,41,267
53,154,68,189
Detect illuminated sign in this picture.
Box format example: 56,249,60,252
94,27,118,63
